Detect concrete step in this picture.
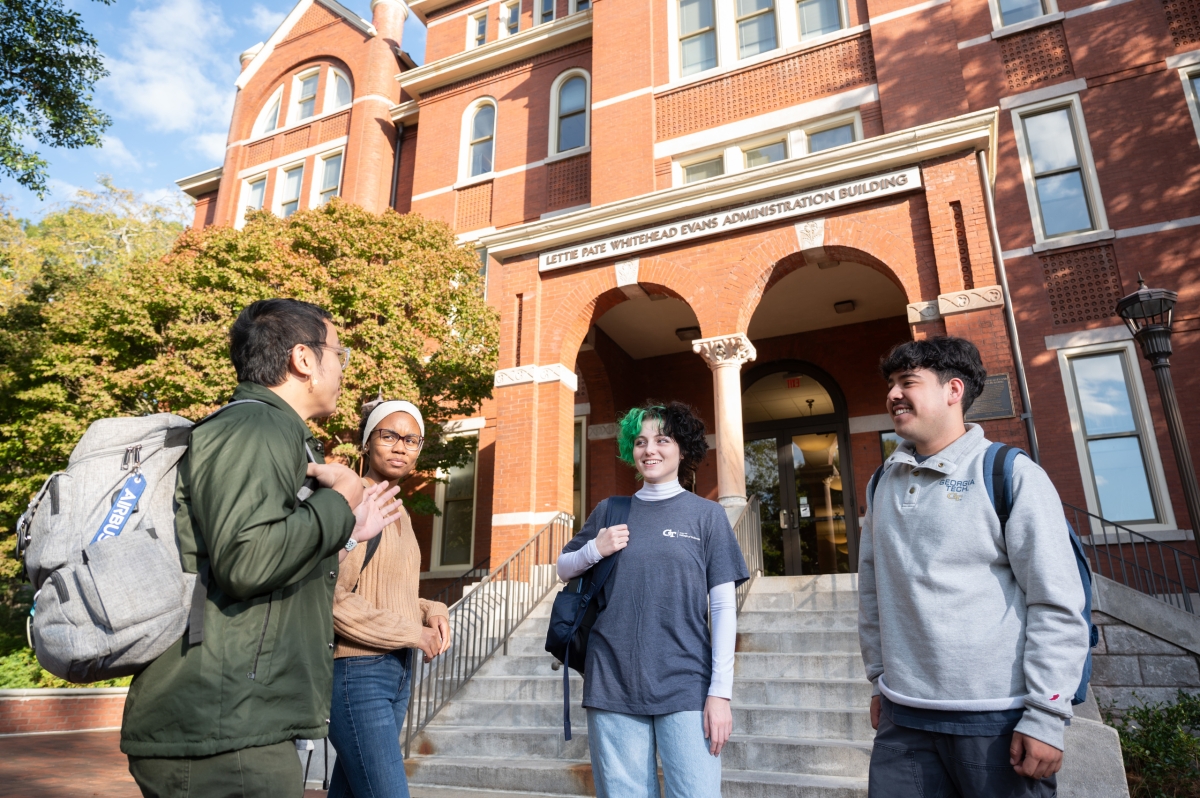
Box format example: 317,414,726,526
748,574,860,593
410,787,575,798
721,769,868,798
455,674,869,707
737,630,861,654
741,590,860,614
427,700,873,741
737,609,859,632
734,653,864,680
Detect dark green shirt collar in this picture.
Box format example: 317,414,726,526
230,382,318,445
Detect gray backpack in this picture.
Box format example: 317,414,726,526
16,401,284,683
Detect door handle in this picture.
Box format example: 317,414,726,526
780,509,789,528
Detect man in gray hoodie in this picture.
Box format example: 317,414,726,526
859,336,1089,797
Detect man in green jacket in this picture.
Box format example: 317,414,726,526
122,299,399,797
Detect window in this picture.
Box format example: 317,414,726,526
539,0,554,24
808,122,855,152
317,152,342,205
679,0,717,76
736,0,776,57
245,177,266,213
280,165,303,216
436,438,478,567
575,0,590,10
798,0,843,39
1068,351,1159,524
573,417,586,532
294,72,319,121
1182,68,1200,148
503,0,520,34
1017,104,1096,239
471,12,487,47
467,103,496,177
555,75,588,152
744,139,786,168
254,91,282,137
331,71,352,109
684,156,724,182
997,0,1045,26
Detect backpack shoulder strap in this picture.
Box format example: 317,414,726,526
867,464,886,511
982,442,1028,537
588,496,632,597
351,534,383,594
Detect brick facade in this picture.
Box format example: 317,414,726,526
179,0,1200,578
0,691,126,735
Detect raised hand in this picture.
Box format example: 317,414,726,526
595,523,630,557
351,481,404,544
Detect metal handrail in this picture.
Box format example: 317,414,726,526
731,496,763,612
403,511,575,756
420,556,491,607
1065,502,1200,615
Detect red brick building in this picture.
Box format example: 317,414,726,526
179,0,1200,579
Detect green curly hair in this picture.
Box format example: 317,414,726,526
616,401,710,484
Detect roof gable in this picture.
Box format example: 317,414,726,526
236,0,376,90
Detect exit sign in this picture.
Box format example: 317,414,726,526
785,377,804,389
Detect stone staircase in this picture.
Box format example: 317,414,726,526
405,574,872,797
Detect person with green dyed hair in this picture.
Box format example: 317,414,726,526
557,401,749,797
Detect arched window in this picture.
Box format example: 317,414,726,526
468,103,496,177
556,77,587,152
253,88,283,137
329,69,352,109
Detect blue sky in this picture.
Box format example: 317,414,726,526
1,0,427,220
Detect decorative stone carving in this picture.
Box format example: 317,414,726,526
692,333,757,369
494,366,537,387
907,300,941,324
937,285,1004,316
587,423,617,440
535,363,579,392
614,259,639,287
795,218,824,251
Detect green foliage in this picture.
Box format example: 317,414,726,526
0,195,499,621
1105,690,1200,797
0,0,114,196
0,647,130,689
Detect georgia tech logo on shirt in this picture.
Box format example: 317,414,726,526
662,529,701,541
939,478,974,502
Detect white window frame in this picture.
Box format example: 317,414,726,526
548,69,591,157
671,109,861,185
275,161,306,217
252,87,284,140
1011,94,1108,246
734,0,779,60
986,0,1058,32
795,0,848,42
430,431,480,572
237,173,269,228
290,68,322,124
1179,66,1200,150
310,148,345,207
325,67,352,112
458,97,499,183
500,0,521,36
570,0,590,13
536,0,555,25
1056,340,1177,537
468,9,489,48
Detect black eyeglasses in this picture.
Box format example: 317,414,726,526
373,429,424,451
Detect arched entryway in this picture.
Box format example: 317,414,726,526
743,361,856,577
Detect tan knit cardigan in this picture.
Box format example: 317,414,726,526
332,490,449,658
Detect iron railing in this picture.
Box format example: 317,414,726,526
420,556,491,607
403,512,575,756
1066,502,1200,615
732,496,763,612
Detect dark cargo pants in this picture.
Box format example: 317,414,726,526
869,714,1057,798
128,740,303,798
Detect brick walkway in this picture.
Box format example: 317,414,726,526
0,731,328,798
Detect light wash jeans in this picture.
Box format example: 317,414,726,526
586,708,722,798
327,650,413,798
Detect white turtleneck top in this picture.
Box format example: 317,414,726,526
556,479,737,700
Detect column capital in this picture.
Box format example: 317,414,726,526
692,333,757,370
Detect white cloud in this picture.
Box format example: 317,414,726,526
102,0,236,142
97,135,142,171
187,131,229,162
247,3,286,34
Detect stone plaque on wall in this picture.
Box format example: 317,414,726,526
965,374,1016,421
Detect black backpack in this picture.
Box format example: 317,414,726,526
544,496,631,740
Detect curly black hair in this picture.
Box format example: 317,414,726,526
617,400,710,485
879,336,988,412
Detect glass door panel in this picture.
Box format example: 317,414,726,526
791,432,849,574
745,437,786,576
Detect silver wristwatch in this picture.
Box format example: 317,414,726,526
345,538,359,552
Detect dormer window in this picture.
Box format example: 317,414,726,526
254,90,282,137
471,11,488,47
295,72,319,121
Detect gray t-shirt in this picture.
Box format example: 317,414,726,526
562,491,749,715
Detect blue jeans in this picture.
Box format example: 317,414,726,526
586,709,722,798
327,650,413,798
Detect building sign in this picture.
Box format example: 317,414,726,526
965,374,1016,421
538,166,922,272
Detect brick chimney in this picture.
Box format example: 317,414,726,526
370,0,408,48
239,42,263,71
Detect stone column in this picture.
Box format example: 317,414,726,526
692,334,756,509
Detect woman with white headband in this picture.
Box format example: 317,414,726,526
326,398,452,798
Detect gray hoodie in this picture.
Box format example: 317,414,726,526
858,424,1089,750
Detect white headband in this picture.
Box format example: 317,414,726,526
362,400,425,445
